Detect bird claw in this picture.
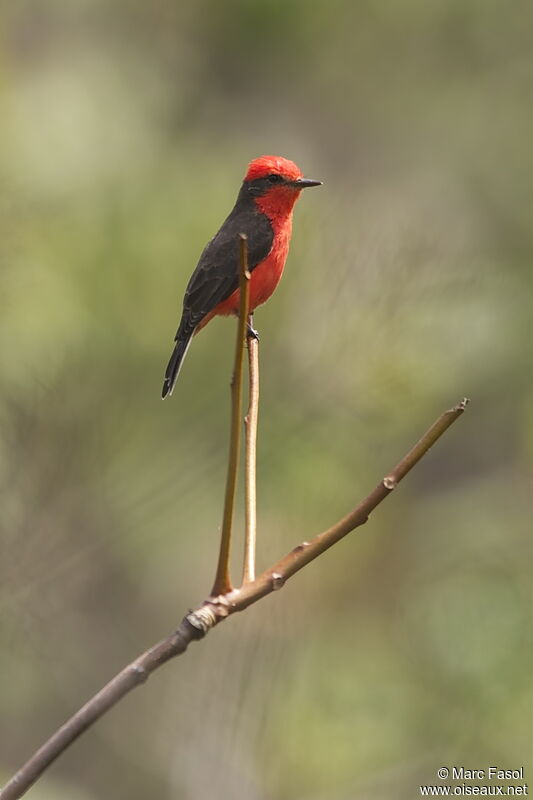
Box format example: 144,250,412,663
247,322,260,341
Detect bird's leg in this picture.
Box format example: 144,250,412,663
247,315,260,341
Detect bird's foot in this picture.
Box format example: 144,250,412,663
247,321,260,341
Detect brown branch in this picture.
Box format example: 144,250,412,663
0,396,469,800
211,234,250,596
242,318,259,584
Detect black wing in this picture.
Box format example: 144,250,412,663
162,196,273,397
176,202,273,340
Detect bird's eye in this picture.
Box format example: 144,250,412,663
267,174,284,183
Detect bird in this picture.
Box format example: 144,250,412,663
161,155,322,398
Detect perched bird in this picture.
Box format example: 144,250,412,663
162,155,321,397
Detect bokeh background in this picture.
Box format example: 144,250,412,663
1,2,532,798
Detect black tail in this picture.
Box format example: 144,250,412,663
162,331,193,398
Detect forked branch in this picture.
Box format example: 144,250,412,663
0,396,468,800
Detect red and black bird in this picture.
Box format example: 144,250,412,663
162,155,321,397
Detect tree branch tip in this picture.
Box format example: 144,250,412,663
453,397,470,412
238,232,248,242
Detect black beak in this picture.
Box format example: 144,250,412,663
291,178,323,189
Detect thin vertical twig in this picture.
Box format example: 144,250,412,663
211,235,250,596
242,319,259,583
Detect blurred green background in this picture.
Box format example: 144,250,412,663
1,1,532,798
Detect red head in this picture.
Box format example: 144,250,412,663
245,155,304,183
242,155,322,222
